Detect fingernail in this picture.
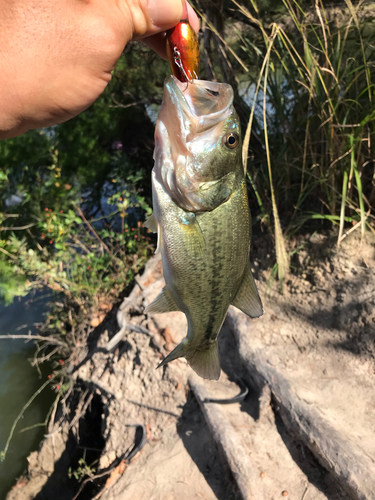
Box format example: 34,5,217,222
148,0,182,28
181,0,188,20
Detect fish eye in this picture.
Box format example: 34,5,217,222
223,132,239,149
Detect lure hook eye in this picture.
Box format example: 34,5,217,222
223,132,239,149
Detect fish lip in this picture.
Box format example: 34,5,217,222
164,75,233,124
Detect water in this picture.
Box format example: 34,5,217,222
0,294,54,499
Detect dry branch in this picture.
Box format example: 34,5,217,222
0,334,66,347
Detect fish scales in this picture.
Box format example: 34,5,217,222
155,176,249,339
146,76,263,380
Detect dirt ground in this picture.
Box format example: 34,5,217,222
6,229,375,500
249,230,375,465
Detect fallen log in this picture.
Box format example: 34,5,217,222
189,373,265,500
228,308,375,500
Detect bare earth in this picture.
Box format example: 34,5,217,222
6,230,375,500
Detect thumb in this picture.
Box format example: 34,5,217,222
121,0,184,41
147,0,184,31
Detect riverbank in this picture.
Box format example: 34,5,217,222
5,229,375,499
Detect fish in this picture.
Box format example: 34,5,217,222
145,75,263,380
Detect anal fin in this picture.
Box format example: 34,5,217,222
232,264,263,318
145,286,180,314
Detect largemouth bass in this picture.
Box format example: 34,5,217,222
145,76,263,380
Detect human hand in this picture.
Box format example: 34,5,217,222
0,0,199,139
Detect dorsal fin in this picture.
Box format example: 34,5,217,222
232,264,263,318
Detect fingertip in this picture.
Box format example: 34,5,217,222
147,0,182,30
140,1,199,59
181,0,188,20
187,2,200,33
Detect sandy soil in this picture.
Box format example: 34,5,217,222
6,230,375,500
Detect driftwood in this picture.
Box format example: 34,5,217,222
189,373,265,500
228,308,375,500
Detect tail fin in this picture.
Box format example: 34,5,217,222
157,339,221,380
186,343,221,380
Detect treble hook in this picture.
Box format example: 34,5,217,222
173,47,194,84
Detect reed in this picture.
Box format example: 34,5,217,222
226,0,375,269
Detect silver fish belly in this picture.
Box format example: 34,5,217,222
146,76,263,380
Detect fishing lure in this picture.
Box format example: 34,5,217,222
166,6,199,82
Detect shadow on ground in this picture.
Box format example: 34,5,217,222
177,391,242,500
34,390,105,500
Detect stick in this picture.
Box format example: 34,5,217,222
127,399,180,418
106,322,153,351
0,379,52,461
301,486,309,500
0,334,66,347
76,206,113,256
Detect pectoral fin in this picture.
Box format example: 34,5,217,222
145,213,162,254
145,286,180,314
179,213,205,258
232,265,263,318
154,227,162,254
145,213,157,233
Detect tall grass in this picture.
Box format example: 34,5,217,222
224,0,375,268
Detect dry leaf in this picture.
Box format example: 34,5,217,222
90,312,106,327
104,461,127,489
161,326,176,345
164,341,176,352
98,302,113,313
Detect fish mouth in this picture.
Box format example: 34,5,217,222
163,76,233,134
154,76,238,212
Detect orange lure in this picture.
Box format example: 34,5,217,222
166,11,199,82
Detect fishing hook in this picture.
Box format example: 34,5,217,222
173,47,196,84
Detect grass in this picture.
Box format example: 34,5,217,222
0,186,154,465
206,0,375,273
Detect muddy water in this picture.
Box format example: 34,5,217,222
0,294,54,498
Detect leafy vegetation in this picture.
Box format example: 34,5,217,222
2,1,375,303
0,43,169,306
